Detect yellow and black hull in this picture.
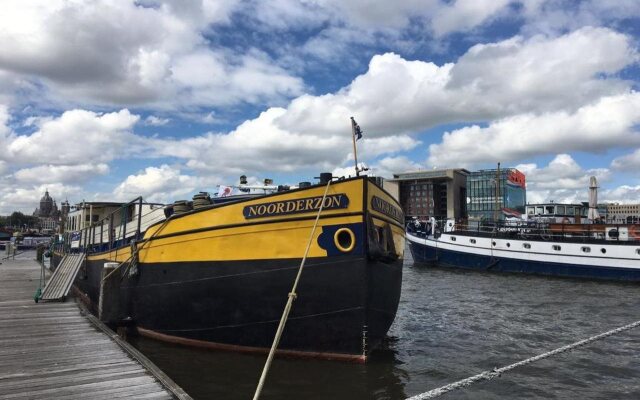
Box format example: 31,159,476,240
58,177,405,361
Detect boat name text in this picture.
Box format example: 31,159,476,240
243,194,349,219
371,196,404,223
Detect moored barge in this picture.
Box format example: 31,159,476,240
407,218,640,281
52,175,404,362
